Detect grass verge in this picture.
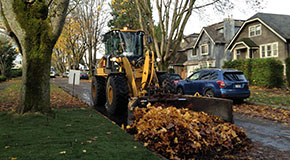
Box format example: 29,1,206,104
246,86,290,109
0,80,160,160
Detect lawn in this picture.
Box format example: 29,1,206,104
246,86,290,109
0,80,160,160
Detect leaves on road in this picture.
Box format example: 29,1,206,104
234,104,290,125
127,104,250,159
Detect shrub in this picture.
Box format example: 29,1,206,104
10,69,22,78
0,75,7,82
223,58,284,88
285,57,290,87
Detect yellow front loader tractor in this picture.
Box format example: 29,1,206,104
91,28,233,124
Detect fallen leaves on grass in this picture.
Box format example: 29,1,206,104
50,91,88,109
234,104,290,125
0,86,89,111
127,104,250,159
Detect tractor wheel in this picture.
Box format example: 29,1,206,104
105,75,129,115
177,87,184,95
91,76,106,107
159,74,176,93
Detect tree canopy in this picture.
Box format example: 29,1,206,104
108,0,140,29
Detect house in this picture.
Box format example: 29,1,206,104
168,33,198,79
226,13,290,71
184,18,244,76
12,60,22,69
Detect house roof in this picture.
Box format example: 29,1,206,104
178,40,196,51
178,33,199,51
204,26,225,43
226,13,290,51
168,52,187,66
193,19,244,48
238,38,258,47
250,13,290,40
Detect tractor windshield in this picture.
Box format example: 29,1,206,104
104,30,144,57
119,31,143,57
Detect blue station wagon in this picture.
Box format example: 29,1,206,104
176,69,250,101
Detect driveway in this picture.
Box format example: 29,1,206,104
52,78,290,158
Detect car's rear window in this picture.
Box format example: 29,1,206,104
223,72,246,81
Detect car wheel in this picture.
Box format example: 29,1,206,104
204,89,214,97
177,87,184,95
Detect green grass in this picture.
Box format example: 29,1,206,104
0,81,160,160
0,81,21,104
0,109,159,160
246,87,290,108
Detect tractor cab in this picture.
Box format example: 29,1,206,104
103,28,144,59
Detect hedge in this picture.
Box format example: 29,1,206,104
286,57,290,87
223,58,284,88
10,69,22,78
0,75,7,82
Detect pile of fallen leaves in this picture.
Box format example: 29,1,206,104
234,104,290,125
127,104,250,159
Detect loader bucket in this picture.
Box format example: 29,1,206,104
128,94,233,124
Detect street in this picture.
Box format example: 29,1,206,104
52,78,290,154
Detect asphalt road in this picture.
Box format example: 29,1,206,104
52,78,290,152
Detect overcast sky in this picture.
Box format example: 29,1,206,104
184,0,290,34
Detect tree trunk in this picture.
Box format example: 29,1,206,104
18,42,53,114
0,0,69,114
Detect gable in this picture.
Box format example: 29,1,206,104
193,29,215,48
226,18,287,51
250,13,290,40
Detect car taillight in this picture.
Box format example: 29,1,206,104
217,81,225,88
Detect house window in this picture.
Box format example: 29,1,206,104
191,48,197,56
200,44,208,55
267,45,271,57
256,25,261,35
260,42,278,58
249,24,262,37
249,26,255,37
261,46,265,57
273,43,278,57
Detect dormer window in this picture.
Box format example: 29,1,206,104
200,44,209,55
249,24,261,37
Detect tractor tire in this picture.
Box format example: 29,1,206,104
91,76,106,107
159,74,176,93
105,75,129,115
177,87,184,95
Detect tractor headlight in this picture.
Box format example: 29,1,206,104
110,57,117,62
